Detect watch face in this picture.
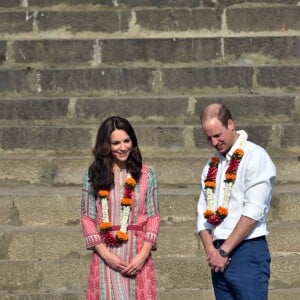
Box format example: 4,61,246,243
219,248,229,257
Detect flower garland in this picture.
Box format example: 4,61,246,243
98,174,136,246
203,130,247,226
203,149,244,225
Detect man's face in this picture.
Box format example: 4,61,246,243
202,117,236,155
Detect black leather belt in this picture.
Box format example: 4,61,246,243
214,236,265,247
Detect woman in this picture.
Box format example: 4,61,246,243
81,116,160,300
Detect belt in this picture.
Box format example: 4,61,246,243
111,225,143,231
214,236,265,247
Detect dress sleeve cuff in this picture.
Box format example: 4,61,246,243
85,234,103,250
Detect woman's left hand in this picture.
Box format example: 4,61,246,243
121,241,152,276
121,252,148,276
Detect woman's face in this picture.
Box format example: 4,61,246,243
110,129,133,168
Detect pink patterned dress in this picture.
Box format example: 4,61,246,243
81,164,160,300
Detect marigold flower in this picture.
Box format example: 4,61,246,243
125,177,136,189
204,209,214,219
225,173,236,181
205,181,216,189
211,157,219,164
234,149,244,157
121,197,132,206
98,190,109,198
116,231,128,241
99,222,112,232
216,206,228,217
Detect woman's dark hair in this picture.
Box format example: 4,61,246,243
88,116,142,192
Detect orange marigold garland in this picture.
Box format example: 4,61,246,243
204,148,244,226
98,174,136,246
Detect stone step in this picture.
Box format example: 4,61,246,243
0,122,299,153
1,287,300,300
0,254,299,292
0,5,299,36
0,94,298,124
0,184,299,226
2,36,299,67
0,65,299,96
0,154,298,185
0,0,299,9
0,290,85,300
1,220,299,260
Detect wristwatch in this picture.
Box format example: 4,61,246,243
219,247,230,257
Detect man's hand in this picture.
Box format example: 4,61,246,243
207,248,231,272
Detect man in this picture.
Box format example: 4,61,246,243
197,103,276,299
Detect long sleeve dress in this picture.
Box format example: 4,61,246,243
81,164,160,300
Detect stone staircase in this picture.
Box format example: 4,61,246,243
0,0,299,299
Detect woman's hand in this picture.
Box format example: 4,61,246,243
122,252,148,276
122,241,152,276
95,244,128,272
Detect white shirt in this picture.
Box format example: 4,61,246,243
196,131,276,240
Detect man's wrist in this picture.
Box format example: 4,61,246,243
218,247,230,257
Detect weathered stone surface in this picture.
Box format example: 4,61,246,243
159,187,198,222
11,38,221,65
0,258,89,291
0,41,6,65
270,192,300,222
224,36,300,61
136,8,222,32
154,256,211,289
3,0,202,8
135,126,186,148
12,40,94,65
75,97,188,120
39,68,155,94
158,289,214,300
257,66,300,88
0,127,92,151
0,0,20,7
268,222,300,253
227,6,300,32
270,256,300,288
0,187,81,226
0,158,44,184
204,0,299,7
39,259,90,290
102,38,221,64
162,67,253,91
0,69,37,93
0,260,41,291
37,11,131,33
0,98,69,120
281,124,300,148
0,12,33,34
0,290,84,300
5,226,86,260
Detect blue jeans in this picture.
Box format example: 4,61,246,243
212,237,271,300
